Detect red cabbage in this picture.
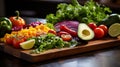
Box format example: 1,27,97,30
54,20,80,32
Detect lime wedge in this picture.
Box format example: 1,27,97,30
20,39,35,49
108,23,120,37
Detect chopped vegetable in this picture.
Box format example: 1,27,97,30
54,20,79,32
29,21,41,27
61,34,72,41
13,37,25,48
57,31,69,36
45,22,55,29
4,24,51,48
60,25,77,37
30,33,78,54
48,29,57,35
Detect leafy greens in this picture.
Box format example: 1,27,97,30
46,0,112,24
30,33,78,54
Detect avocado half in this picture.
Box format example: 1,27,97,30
78,23,94,40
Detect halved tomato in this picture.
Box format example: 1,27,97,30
61,34,72,41
6,37,13,45
13,38,25,49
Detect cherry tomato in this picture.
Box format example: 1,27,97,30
98,25,108,35
88,22,97,30
48,29,57,35
13,38,25,48
94,28,104,39
60,25,77,37
61,34,72,41
6,37,13,45
57,31,69,36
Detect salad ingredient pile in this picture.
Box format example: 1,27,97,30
4,24,51,48
30,33,78,54
46,0,111,24
0,0,120,54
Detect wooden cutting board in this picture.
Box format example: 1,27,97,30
0,37,120,63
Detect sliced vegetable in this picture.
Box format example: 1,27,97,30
48,29,57,35
12,26,23,31
60,25,77,37
23,21,41,29
20,39,35,49
13,37,25,48
54,20,79,32
30,33,78,53
108,23,120,37
61,34,72,41
78,23,94,40
57,31,69,36
6,36,13,45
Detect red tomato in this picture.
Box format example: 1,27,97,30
98,25,108,35
61,34,72,41
94,28,105,39
13,38,25,48
57,31,69,36
88,22,97,30
48,29,57,35
60,25,77,37
6,37,13,45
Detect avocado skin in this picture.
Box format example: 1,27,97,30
98,14,120,27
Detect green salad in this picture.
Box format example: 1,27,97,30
46,0,112,24
30,33,78,54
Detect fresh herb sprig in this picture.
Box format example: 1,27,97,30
30,33,78,54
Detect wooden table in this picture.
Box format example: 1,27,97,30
1,45,120,67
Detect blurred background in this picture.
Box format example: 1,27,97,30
0,0,120,18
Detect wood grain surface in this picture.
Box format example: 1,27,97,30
0,37,120,63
